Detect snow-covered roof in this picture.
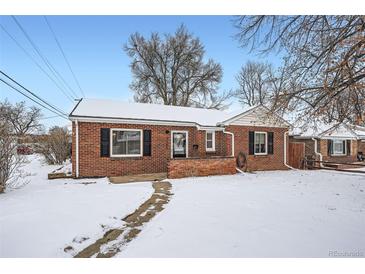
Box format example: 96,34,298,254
290,122,334,138
69,98,291,129
291,122,365,140
69,98,233,127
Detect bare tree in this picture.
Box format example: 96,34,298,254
0,113,26,193
37,126,71,165
124,25,229,109
234,61,275,107
234,16,365,124
0,100,42,136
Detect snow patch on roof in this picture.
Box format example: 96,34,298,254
350,125,365,137
70,98,233,127
291,121,365,139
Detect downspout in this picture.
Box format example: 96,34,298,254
75,120,79,178
284,131,296,170
312,137,324,168
197,124,234,157
223,129,235,157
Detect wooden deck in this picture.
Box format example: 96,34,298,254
109,172,167,184
305,159,365,174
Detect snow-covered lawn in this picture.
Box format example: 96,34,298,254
0,155,153,258
118,170,365,258
2,156,365,258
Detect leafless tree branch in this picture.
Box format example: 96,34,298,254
234,15,365,124
124,25,228,109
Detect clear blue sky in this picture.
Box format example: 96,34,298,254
0,16,279,129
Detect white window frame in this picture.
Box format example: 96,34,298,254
206,131,216,152
254,131,268,155
110,128,143,157
332,139,346,156
171,130,189,159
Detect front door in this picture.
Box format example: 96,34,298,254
172,131,187,158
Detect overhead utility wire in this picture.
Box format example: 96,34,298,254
0,23,74,103
44,16,85,97
0,70,68,117
11,16,79,99
0,78,68,120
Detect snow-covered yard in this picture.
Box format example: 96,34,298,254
0,155,153,258
1,155,365,258
118,170,365,258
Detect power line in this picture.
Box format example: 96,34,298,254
0,70,68,117
11,15,78,100
40,115,62,120
0,78,68,120
0,23,75,103
11,16,79,100
44,16,85,98
0,70,67,116
11,15,79,100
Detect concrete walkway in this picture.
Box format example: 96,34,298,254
74,181,172,258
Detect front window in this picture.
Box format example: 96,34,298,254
333,139,346,155
111,129,142,157
254,132,267,155
206,131,215,151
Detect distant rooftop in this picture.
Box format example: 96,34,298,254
291,122,365,139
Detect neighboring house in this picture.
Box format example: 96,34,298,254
69,98,291,178
290,123,365,163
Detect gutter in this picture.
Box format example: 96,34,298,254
284,131,296,170
196,125,225,131
69,116,223,131
69,98,83,117
223,129,235,157
75,120,79,178
312,137,324,168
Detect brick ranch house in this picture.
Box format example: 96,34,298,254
290,123,365,164
69,98,291,178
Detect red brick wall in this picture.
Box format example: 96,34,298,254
72,122,230,177
168,157,236,179
72,122,76,176
72,122,289,177
320,139,357,163
226,125,289,171
358,140,365,153
287,138,359,163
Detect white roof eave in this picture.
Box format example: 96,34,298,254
69,115,225,130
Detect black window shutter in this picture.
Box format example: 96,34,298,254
249,131,254,155
143,129,152,156
268,132,274,154
327,140,333,156
100,128,110,157
346,140,351,156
